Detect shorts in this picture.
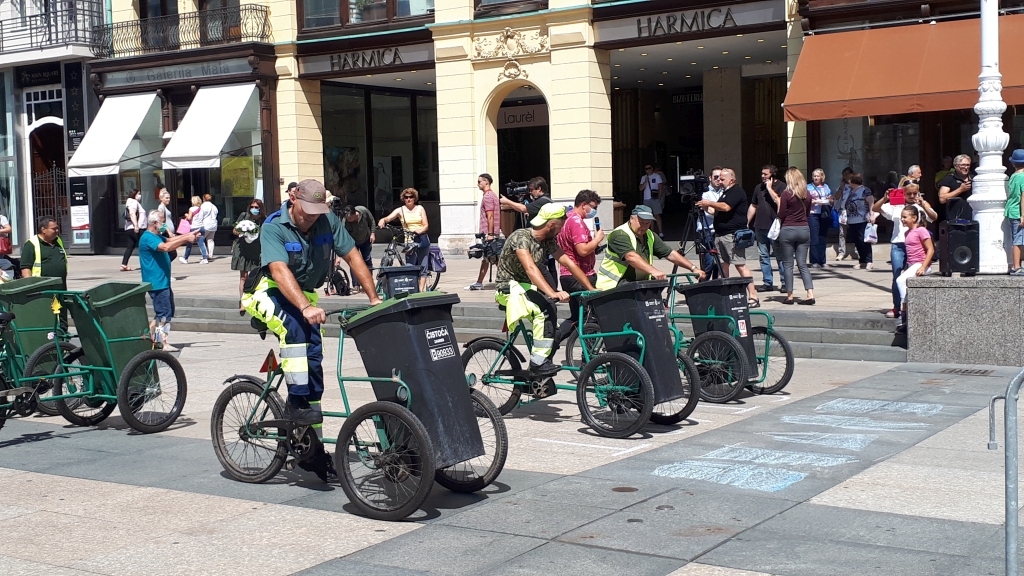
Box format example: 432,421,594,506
149,287,175,323
1013,220,1024,246
714,233,747,265
643,197,663,215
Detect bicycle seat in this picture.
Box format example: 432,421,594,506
0,311,15,324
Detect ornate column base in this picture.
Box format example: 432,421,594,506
971,68,1010,274
968,179,1011,274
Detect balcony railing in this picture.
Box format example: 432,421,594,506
0,1,104,54
91,4,271,59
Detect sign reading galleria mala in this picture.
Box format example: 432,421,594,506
299,43,434,77
103,58,252,88
594,0,785,43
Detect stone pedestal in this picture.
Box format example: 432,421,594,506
907,275,1024,366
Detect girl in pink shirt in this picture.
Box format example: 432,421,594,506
896,206,934,332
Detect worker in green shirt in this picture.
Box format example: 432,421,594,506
21,216,68,289
597,205,705,290
1007,149,1024,275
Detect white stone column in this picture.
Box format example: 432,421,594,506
969,0,1011,273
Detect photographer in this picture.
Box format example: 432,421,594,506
696,168,760,306
467,173,502,291
502,176,556,284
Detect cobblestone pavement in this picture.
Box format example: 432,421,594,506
0,330,1018,575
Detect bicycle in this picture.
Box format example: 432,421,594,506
376,225,441,293
211,307,508,521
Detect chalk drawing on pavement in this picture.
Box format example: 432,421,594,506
781,414,928,431
652,461,807,492
757,432,879,451
700,446,858,467
815,398,943,416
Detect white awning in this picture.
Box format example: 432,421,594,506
66,93,161,177
162,83,259,169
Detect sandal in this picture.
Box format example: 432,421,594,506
120,265,132,272
748,298,761,309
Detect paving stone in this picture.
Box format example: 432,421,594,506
488,541,685,576
437,495,613,539
294,559,431,576
512,474,672,511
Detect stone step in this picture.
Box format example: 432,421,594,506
787,340,908,363
771,326,898,346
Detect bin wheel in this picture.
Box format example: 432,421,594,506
116,350,187,434
748,327,794,395
688,332,750,403
650,350,701,425
576,352,655,439
563,322,604,368
26,343,114,426
336,401,436,521
435,389,509,493
24,341,84,417
462,339,522,415
211,376,288,483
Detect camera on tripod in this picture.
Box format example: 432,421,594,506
678,171,710,200
503,180,530,203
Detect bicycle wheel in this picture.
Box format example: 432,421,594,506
211,376,288,483
336,401,436,521
563,322,604,368
650,350,701,425
462,339,522,415
424,268,441,292
576,352,654,439
24,341,81,416
116,350,187,434
688,332,750,403
435,389,508,493
748,327,795,395
27,343,113,426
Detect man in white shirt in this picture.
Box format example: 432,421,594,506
696,167,723,277
639,164,664,237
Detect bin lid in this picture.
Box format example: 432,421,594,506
378,265,422,276
346,292,461,330
582,279,669,304
84,282,153,309
674,277,752,294
0,276,64,296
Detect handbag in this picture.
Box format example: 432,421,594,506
734,228,755,250
820,204,834,223
839,210,848,226
176,219,193,236
0,236,11,256
864,222,879,244
767,218,781,241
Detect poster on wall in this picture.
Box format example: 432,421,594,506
119,170,140,205
69,178,89,245
324,147,362,207
221,156,255,197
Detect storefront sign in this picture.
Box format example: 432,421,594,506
69,178,90,244
63,62,86,153
15,63,61,88
673,91,703,105
594,0,785,44
102,58,252,88
298,43,434,77
496,104,549,129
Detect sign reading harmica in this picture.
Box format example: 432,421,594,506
299,43,434,77
594,0,784,44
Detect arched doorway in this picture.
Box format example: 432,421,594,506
29,119,68,239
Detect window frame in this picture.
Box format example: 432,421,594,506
297,0,434,34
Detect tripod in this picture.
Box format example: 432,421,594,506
674,199,723,280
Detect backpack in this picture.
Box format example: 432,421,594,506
429,245,447,273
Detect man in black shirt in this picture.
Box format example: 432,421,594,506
696,168,759,305
938,154,974,221
748,164,787,292
502,176,555,283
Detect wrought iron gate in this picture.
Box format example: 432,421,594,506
32,165,70,243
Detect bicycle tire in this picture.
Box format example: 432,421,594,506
116,350,188,434
26,343,112,426
576,351,655,439
24,341,78,416
210,376,288,484
462,338,522,415
748,327,795,395
336,401,436,521
435,389,508,492
688,331,750,403
425,268,441,292
563,322,604,368
650,350,701,425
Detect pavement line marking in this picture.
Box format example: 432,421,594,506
699,445,858,467
611,444,652,457
696,405,761,414
781,414,928,431
652,460,806,492
757,432,879,451
532,438,645,453
815,398,943,416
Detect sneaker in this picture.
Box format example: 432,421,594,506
1012,268,1024,276
885,309,897,319
895,322,907,335
852,263,863,269
178,257,188,264
284,404,323,427
466,282,484,291
199,259,209,264
810,263,822,269
529,359,560,377
865,263,874,270
755,284,774,293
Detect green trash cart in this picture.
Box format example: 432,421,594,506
0,282,188,434
0,277,69,415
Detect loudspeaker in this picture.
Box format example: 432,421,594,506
938,220,979,276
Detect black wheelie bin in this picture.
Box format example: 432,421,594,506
378,265,421,298
580,279,684,404
675,277,758,374
344,292,484,468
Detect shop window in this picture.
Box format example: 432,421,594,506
819,115,920,197
322,86,369,209
371,93,413,215
475,0,547,17
302,0,432,29
416,95,438,201
304,0,341,28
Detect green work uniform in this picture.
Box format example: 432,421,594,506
21,236,68,289
259,201,356,292
605,227,673,283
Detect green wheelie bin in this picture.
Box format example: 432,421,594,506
68,282,153,375
0,276,67,364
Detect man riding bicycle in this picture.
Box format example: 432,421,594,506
494,203,595,379
597,205,706,289
244,179,381,481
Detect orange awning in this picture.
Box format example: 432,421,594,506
784,14,1024,121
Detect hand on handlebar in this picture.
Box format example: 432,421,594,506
694,269,707,281
651,270,667,281
552,291,571,303
303,305,327,325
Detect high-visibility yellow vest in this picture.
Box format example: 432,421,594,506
596,222,655,290
26,235,66,277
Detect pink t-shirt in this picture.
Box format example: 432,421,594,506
479,190,500,235
905,226,931,265
557,211,595,276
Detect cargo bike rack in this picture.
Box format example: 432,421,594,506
211,296,509,521
462,279,702,439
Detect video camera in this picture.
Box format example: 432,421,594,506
467,232,505,264
678,171,711,200
503,180,530,203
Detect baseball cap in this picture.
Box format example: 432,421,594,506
529,203,567,227
286,181,299,191
632,205,656,221
294,179,330,214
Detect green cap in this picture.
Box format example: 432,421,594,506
530,203,567,227
632,204,656,220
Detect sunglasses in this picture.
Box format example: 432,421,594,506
402,196,415,200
